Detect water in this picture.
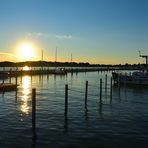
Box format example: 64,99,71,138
0,72,148,148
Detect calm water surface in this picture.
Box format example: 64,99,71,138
0,72,148,148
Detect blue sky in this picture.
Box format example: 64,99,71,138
0,0,148,64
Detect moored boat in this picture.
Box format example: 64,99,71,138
0,83,17,91
112,52,148,85
112,70,148,85
53,68,67,75
0,71,10,79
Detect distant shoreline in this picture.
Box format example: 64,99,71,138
0,61,146,70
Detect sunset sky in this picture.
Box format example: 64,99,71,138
0,0,148,64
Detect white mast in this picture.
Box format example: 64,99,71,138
55,47,57,62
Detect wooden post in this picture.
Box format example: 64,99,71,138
110,77,113,100
31,69,32,76
15,76,17,85
105,74,107,90
21,69,23,77
32,88,36,139
118,74,121,89
9,76,11,83
85,80,88,110
47,74,49,80
2,77,4,84
100,78,102,104
64,84,68,116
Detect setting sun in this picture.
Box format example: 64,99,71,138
17,43,36,61
23,66,30,71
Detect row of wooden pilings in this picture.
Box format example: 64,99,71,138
31,76,113,139
64,77,113,115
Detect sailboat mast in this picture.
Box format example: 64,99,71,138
41,49,43,71
71,53,72,63
42,49,43,61
55,47,57,62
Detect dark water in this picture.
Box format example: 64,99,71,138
0,72,148,148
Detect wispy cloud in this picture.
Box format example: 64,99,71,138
55,34,73,40
26,32,74,40
27,32,48,37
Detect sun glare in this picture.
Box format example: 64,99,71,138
20,76,31,114
17,43,35,61
23,66,30,71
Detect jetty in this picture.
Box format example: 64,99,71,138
0,67,134,77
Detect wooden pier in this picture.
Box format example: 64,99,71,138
0,67,114,78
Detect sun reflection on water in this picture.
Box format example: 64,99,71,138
20,76,31,114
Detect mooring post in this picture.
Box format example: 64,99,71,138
9,76,11,83
21,69,23,77
100,78,102,104
32,88,36,139
15,76,17,85
47,74,49,80
64,84,68,116
85,80,88,110
2,77,4,84
118,74,121,89
105,74,107,90
31,69,32,76
110,77,113,100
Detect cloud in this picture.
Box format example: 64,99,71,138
26,32,74,40
55,34,73,40
27,32,48,37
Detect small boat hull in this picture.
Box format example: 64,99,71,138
0,83,17,91
0,72,9,79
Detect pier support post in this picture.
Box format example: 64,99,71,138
100,78,102,104
85,80,88,110
64,84,68,116
32,88,36,139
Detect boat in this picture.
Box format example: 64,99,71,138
112,70,148,85
54,68,67,75
112,52,148,85
0,83,17,91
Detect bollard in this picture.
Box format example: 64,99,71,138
85,81,88,110
100,78,102,104
64,84,68,116
32,88,36,139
